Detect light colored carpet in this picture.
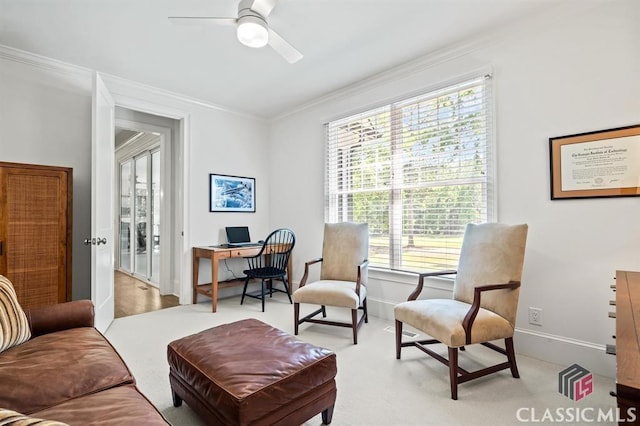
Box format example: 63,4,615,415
105,294,617,425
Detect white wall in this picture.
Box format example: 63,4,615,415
0,54,93,300
186,102,270,292
0,47,270,303
268,1,640,377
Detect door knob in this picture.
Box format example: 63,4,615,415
84,238,107,246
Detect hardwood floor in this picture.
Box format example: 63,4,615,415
114,270,179,318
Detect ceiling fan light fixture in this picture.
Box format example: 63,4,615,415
237,15,268,48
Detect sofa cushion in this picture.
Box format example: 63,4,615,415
0,407,69,425
0,327,135,414
0,275,31,353
31,385,169,425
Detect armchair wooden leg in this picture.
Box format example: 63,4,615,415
362,298,368,323
395,320,403,359
351,309,358,345
294,303,300,335
505,337,520,378
321,305,327,317
449,347,459,400
261,279,266,312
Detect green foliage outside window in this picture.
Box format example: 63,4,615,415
326,78,492,273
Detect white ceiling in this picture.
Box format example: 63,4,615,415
1,0,564,119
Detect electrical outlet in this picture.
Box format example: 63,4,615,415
529,307,542,326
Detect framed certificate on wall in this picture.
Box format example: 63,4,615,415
550,125,640,200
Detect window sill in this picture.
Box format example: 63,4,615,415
368,267,454,291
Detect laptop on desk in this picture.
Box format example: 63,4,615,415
225,226,261,247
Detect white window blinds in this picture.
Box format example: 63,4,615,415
325,75,494,273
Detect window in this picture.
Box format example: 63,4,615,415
325,75,494,273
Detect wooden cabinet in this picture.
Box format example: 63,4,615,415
0,162,72,309
613,270,640,425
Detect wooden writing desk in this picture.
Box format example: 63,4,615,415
192,245,293,312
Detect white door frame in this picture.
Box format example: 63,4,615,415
100,76,192,306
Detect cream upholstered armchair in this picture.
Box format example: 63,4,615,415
293,222,369,344
394,222,528,399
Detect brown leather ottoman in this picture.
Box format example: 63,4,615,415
167,318,337,425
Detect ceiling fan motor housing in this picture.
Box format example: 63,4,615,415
237,0,269,48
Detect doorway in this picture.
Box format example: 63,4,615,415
91,74,189,331
113,109,180,317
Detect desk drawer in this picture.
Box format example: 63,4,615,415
230,248,261,258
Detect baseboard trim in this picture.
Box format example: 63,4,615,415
514,327,605,351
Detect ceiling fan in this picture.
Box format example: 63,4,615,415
169,0,303,64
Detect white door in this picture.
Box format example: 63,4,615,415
91,72,115,333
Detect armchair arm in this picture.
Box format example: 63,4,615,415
462,281,521,345
407,270,458,301
25,300,95,338
355,259,369,296
298,258,323,288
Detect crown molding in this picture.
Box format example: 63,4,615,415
0,44,92,78
270,38,487,123
269,1,599,123
0,44,264,122
100,72,265,122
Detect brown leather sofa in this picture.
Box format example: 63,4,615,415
0,300,168,425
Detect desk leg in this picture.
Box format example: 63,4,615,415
192,252,199,304
211,255,219,313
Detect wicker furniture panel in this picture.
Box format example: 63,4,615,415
0,162,72,309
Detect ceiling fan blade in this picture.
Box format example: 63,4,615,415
249,0,278,17
168,17,236,27
268,28,303,64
